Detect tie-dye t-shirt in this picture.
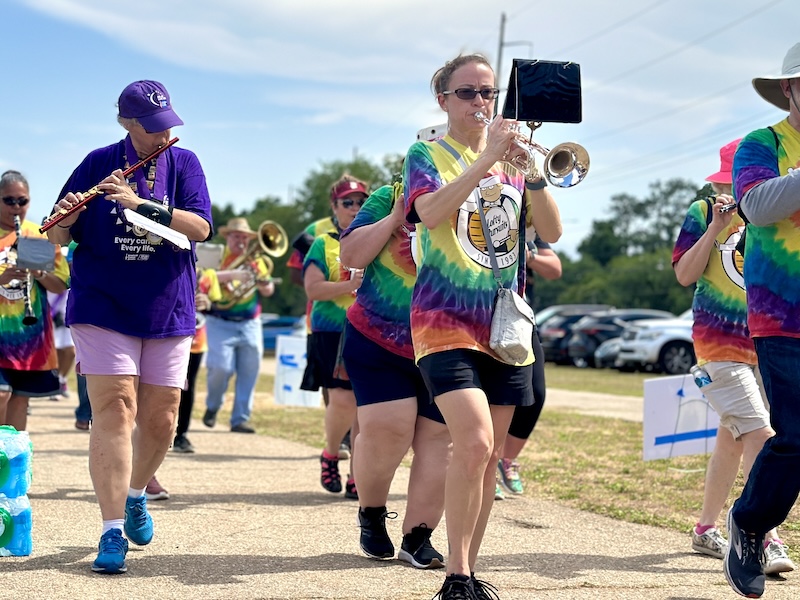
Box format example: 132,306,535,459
0,219,70,370
303,232,356,333
672,199,755,365
207,249,268,320
342,183,416,359
403,135,531,365
286,216,337,271
733,119,800,338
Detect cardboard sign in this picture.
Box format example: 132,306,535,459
273,335,322,408
643,374,719,461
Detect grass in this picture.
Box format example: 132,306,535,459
185,363,800,560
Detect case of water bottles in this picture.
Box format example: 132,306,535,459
0,425,33,556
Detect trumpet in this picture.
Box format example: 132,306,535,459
213,220,288,310
474,112,589,188
12,215,37,326
40,137,179,233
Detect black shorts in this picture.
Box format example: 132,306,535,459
418,349,533,407
301,331,352,391
342,322,444,424
0,368,60,398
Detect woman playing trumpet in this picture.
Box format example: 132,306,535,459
45,80,212,576
403,54,561,599
0,170,69,431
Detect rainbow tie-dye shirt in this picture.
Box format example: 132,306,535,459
672,199,755,364
343,183,416,359
0,219,70,371
303,232,355,333
404,135,531,365
733,119,800,338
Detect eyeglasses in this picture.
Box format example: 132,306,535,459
2,196,29,207
340,198,366,208
442,88,500,101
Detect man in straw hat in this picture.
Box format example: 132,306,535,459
723,43,800,598
201,217,275,435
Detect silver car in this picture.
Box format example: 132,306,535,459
615,309,694,374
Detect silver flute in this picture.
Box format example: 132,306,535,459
13,215,38,326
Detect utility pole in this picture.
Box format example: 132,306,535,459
494,12,533,117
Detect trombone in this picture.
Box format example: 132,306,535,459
213,220,288,310
475,112,590,188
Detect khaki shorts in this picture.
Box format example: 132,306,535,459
702,361,770,439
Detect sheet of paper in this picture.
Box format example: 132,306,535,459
122,208,191,250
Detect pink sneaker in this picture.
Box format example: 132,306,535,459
145,476,169,501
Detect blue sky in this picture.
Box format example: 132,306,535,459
1,0,795,257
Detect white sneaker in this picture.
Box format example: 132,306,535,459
691,526,728,559
763,539,796,575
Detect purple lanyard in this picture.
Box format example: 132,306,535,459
124,135,167,203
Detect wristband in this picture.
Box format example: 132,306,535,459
57,222,71,229
525,178,547,191
135,201,173,226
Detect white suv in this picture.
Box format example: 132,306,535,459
615,309,694,374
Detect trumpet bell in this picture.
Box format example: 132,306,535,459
543,142,590,188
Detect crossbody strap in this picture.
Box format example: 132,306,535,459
436,138,516,289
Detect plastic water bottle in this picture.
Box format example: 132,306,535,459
690,364,713,389
0,426,32,498
0,495,33,556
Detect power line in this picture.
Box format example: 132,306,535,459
586,0,785,92
550,0,673,57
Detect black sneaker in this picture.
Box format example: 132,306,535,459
358,506,397,559
231,422,256,433
433,574,477,599
723,507,765,598
202,409,217,428
320,453,342,493
398,524,444,569
344,476,358,500
173,435,195,453
471,574,500,600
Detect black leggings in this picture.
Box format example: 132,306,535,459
507,331,546,440
176,351,203,438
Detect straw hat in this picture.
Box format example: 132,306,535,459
219,217,257,237
752,42,800,111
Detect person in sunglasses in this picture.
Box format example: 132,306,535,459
403,54,562,600
0,170,70,431
301,174,368,501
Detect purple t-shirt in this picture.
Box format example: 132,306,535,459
61,139,213,338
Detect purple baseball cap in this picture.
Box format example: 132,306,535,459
118,80,184,133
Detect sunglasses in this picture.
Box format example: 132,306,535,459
340,198,365,208
2,196,29,207
442,88,500,101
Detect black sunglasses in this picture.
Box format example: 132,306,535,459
2,196,29,207
442,88,500,101
340,198,365,208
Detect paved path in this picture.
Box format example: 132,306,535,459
3,398,798,599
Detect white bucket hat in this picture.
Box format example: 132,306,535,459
752,42,800,111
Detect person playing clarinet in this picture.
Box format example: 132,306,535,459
45,80,213,575
0,170,69,431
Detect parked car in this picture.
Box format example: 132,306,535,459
534,303,612,329
566,308,675,368
538,307,611,365
261,313,305,353
594,337,622,369
615,309,695,374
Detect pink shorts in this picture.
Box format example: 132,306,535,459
70,324,192,389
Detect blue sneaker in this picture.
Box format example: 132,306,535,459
91,528,129,574
723,507,765,598
124,495,154,546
